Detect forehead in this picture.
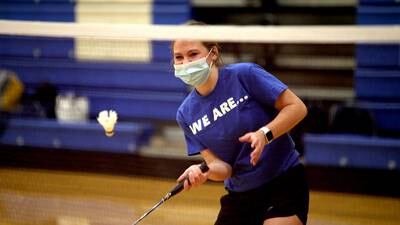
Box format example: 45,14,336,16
173,40,207,53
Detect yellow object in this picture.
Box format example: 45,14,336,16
0,71,24,112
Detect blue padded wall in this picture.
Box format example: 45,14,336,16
152,41,174,62
0,0,191,63
0,0,191,121
304,1,400,170
0,0,192,152
0,36,74,59
358,102,400,133
359,0,400,4
304,134,400,170
153,4,190,24
0,57,188,120
355,69,400,101
0,58,186,92
357,6,400,24
356,44,400,68
0,0,75,22
152,0,191,62
356,1,400,132
0,0,75,61
0,118,154,153
87,91,185,121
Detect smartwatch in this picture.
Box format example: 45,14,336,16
260,126,274,144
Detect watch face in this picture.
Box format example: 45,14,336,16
266,131,273,142
261,127,273,143
260,127,273,143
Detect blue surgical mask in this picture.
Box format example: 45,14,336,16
174,51,213,86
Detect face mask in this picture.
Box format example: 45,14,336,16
174,50,213,86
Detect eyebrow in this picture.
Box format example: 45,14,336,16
174,49,200,56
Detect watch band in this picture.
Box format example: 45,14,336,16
260,126,274,143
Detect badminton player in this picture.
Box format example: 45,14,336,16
173,21,309,225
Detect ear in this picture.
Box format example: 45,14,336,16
211,47,219,61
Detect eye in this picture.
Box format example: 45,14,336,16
189,52,198,57
174,55,183,61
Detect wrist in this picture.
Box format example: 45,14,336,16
259,126,274,144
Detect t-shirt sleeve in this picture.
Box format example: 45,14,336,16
239,63,288,107
176,110,206,156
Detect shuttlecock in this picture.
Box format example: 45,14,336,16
97,110,118,137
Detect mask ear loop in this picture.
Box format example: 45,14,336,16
207,47,216,67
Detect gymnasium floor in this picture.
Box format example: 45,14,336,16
1,167,399,225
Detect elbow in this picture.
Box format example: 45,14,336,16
301,102,308,120
217,162,232,181
298,100,308,121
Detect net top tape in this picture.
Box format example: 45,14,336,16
0,20,399,44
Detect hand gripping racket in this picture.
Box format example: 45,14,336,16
131,162,209,225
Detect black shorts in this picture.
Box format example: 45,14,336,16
214,164,309,225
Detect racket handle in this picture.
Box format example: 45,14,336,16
169,162,209,197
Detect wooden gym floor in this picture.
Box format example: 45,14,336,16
1,167,399,225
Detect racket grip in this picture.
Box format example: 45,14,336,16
169,162,209,197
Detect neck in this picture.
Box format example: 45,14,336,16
195,66,219,96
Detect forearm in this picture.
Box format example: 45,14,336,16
267,103,306,139
200,150,232,181
266,89,307,140
206,161,232,181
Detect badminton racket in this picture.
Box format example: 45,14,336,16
131,161,209,225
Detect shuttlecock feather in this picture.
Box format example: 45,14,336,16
97,110,118,137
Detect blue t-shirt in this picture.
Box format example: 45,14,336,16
176,63,299,192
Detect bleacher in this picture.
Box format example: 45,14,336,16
0,0,191,153
304,0,400,171
0,117,154,153
1,0,399,172
0,58,187,120
304,133,400,170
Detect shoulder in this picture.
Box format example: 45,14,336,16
220,63,254,82
222,63,270,83
176,91,196,123
223,62,266,77
223,62,258,73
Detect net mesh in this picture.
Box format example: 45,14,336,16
75,39,151,62
0,19,400,225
